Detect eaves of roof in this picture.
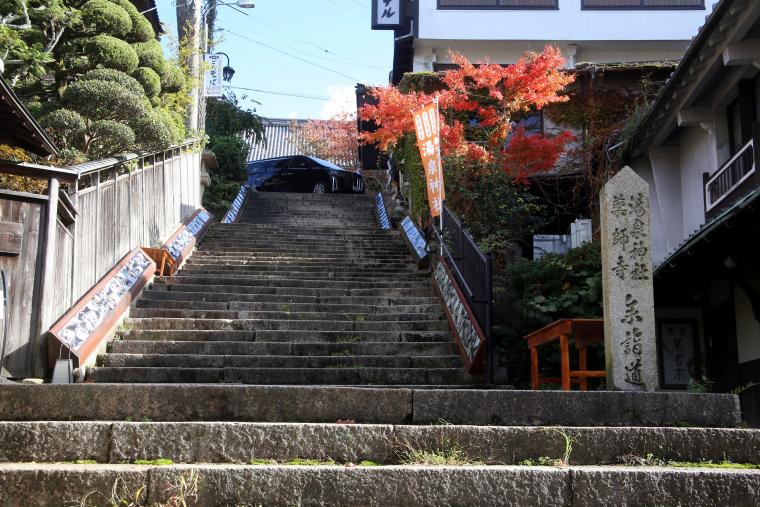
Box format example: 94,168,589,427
654,184,760,276
629,0,740,158
0,75,58,157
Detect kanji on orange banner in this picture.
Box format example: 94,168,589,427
412,100,445,217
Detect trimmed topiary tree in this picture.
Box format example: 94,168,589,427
79,0,133,38
132,67,161,98
132,38,164,74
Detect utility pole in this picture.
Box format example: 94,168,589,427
175,0,204,132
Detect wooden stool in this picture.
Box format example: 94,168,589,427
524,318,606,391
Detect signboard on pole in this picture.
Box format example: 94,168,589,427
412,100,445,217
204,53,224,97
371,0,403,30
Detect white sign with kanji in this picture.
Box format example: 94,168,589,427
204,53,224,97
372,0,402,29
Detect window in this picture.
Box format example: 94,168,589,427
438,0,558,10
581,0,704,9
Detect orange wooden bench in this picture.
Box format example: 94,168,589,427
524,318,606,391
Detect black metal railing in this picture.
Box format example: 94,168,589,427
436,205,495,380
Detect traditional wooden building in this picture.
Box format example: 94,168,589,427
629,0,760,424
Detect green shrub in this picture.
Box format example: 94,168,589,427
132,38,164,73
109,0,154,42
82,68,144,96
206,96,265,140
63,79,146,121
86,119,135,158
130,111,172,153
79,0,132,37
40,109,86,149
87,34,139,73
496,242,603,388
202,175,243,218
207,135,249,181
132,66,161,97
154,108,185,144
159,62,185,93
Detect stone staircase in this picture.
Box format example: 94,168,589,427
0,191,758,505
92,191,472,386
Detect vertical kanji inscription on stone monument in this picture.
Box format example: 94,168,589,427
601,166,659,391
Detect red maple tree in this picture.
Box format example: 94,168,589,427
290,113,359,169
358,46,575,181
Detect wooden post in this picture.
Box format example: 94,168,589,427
560,334,571,391
530,346,539,390
34,177,60,376
579,345,588,391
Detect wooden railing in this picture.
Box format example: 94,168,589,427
0,140,203,378
705,138,756,213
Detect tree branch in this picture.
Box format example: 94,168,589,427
0,0,32,29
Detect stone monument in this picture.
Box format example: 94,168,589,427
600,166,659,391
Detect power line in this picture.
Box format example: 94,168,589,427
224,29,364,82
219,12,386,64
217,16,386,70
226,85,355,102
325,0,369,20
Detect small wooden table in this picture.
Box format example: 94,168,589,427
524,318,606,391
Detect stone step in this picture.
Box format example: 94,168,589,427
97,354,463,369
190,253,413,263
175,268,426,280
184,259,415,269
135,299,442,315
3,462,759,507
123,318,451,332
0,385,739,426
2,422,759,467
148,284,436,298
141,291,439,306
88,367,473,385
119,329,451,343
163,276,430,289
108,340,459,356
129,308,444,323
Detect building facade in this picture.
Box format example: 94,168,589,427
629,0,760,423
373,0,710,83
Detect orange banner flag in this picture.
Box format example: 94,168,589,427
412,100,445,217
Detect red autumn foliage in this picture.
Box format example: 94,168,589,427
502,128,576,184
358,46,575,181
290,113,359,169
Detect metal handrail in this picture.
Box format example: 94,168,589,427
705,139,756,212
435,204,494,380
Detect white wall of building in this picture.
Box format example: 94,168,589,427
417,0,708,51
413,1,710,69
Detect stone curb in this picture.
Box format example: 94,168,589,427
1,463,758,507
0,386,740,427
1,422,759,465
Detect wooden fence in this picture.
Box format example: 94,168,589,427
0,141,202,378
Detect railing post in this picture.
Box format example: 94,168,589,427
34,177,60,376
484,253,495,385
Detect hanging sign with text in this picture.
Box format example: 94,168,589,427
412,100,445,217
371,0,403,30
204,53,224,97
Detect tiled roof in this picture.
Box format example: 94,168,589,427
246,118,357,168
246,118,305,162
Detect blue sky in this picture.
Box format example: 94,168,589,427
156,0,394,120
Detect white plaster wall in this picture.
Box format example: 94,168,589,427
631,158,669,266
678,126,717,239
646,147,683,264
415,44,692,69
418,0,709,43
735,286,760,363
